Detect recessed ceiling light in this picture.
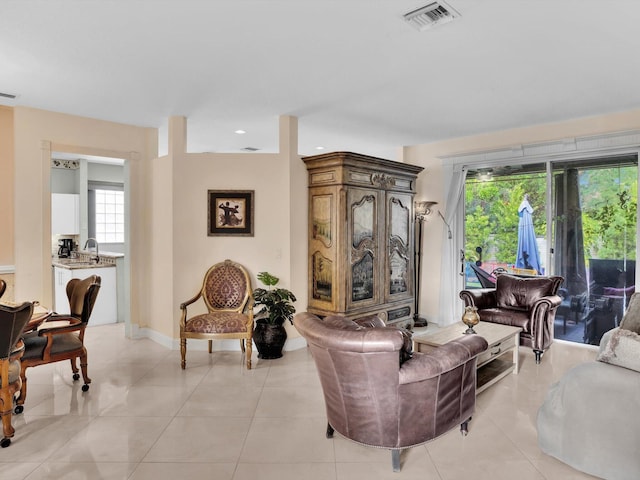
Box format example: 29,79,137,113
235,129,246,134
316,146,325,150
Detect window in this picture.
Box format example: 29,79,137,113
94,189,124,243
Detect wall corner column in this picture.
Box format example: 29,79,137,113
168,116,187,156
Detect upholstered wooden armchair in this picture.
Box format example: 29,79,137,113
293,312,488,472
180,259,254,370
0,301,33,447
15,275,101,413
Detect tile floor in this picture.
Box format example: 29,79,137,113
1,323,601,479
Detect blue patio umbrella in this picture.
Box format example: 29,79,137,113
516,194,542,274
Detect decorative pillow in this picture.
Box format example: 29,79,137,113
596,327,640,373
619,292,640,334
496,274,557,310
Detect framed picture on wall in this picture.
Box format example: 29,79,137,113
207,190,254,236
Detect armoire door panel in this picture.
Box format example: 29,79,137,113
347,188,380,309
386,193,413,301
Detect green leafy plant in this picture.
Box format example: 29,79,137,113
253,272,297,325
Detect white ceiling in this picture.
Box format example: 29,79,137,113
2,0,640,160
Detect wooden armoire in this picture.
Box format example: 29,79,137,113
303,151,424,328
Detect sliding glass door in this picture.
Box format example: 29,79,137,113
463,154,637,345
552,155,637,344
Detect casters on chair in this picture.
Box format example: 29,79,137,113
14,405,23,415
82,384,89,392
1,437,11,448
73,373,80,381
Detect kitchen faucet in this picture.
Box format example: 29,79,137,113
84,238,100,263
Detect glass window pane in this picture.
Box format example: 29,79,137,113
94,189,125,244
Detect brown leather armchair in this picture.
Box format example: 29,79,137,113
293,312,488,472
0,301,33,447
460,274,563,364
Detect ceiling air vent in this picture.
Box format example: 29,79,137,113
241,147,260,152
403,1,460,31
0,92,17,99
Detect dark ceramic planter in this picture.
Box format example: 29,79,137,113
253,321,287,359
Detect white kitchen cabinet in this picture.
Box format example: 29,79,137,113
53,265,117,325
53,266,73,312
51,193,80,235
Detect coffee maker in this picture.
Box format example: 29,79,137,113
57,238,74,258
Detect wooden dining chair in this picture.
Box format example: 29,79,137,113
15,275,100,414
0,301,33,447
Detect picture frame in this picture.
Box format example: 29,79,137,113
207,190,254,236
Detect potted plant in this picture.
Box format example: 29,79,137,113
252,271,297,359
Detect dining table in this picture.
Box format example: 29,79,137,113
0,300,53,332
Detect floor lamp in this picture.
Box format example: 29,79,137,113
413,201,437,328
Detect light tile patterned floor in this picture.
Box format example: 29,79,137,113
0,323,601,479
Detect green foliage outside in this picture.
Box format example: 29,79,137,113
465,173,547,266
580,167,637,260
464,165,637,268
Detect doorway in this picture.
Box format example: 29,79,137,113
50,149,132,336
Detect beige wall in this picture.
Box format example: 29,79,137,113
404,108,640,325
144,116,306,343
9,107,306,347
0,106,15,300
0,106,14,267
12,107,158,324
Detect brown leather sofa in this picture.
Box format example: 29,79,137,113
460,274,564,364
293,312,488,472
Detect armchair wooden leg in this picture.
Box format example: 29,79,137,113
391,449,401,472
240,339,245,353
70,358,79,380
79,352,91,392
208,340,212,354
245,339,252,369
534,350,543,364
15,368,27,414
1,388,16,447
180,338,187,370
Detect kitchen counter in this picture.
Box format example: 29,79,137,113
52,258,115,269
52,250,121,269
